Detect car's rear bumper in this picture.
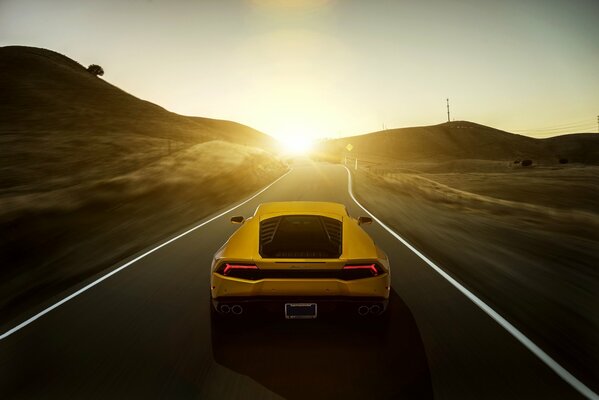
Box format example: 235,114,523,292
211,273,390,298
211,295,389,318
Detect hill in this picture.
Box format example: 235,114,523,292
0,46,287,325
541,133,599,164
0,45,278,191
0,45,275,146
316,121,599,164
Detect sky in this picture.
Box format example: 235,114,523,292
1,0,598,141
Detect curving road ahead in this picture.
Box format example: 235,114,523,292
0,161,590,399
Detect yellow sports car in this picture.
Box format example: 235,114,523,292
210,201,391,320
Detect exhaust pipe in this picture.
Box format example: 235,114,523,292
219,304,231,314
369,304,382,315
358,305,370,316
231,305,243,315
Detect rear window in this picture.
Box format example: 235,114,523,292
260,215,342,258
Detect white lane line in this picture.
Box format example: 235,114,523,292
0,169,292,341
344,166,598,400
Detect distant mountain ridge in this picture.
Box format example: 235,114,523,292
319,121,599,164
0,45,275,149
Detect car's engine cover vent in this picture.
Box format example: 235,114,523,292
259,215,342,258
259,217,280,245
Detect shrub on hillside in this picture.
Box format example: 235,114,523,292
559,158,569,164
513,160,521,164
87,64,104,76
521,159,533,167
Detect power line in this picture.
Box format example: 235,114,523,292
519,118,591,130
517,126,595,133
528,128,596,137
513,121,595,133
516,122,592,131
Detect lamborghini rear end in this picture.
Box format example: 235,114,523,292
210,202,391,320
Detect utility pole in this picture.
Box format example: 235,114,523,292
597,115,598,133
446,98,451,122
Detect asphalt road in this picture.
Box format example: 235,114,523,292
0,161,588,399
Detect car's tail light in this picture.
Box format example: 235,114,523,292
223,264,258,275
342,264,380,278
216,263,260,280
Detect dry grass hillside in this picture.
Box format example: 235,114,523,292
0,46,278,191
0,46,287,324
315,121,599,164
0,45,276,147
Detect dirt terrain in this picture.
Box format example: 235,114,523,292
352,160,599,388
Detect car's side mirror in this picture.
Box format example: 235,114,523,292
358,216,372,225
230,216,244,224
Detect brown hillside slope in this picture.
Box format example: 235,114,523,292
187,116,276,150
0,45,278,191
0,46,287,325
317,121,599,164
0,45,275,147
541,133,599,164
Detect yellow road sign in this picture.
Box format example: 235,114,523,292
345,144,353,152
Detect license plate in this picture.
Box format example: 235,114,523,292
285,303,317,319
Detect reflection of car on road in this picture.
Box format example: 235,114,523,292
210,201,391,321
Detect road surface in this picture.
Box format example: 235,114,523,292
0,161,589,399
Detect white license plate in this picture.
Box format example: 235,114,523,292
285,303,317,319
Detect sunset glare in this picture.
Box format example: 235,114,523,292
277,134,314,155
1,0,598,138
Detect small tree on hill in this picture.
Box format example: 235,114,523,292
87,64,104,77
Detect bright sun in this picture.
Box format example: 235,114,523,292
277,135,314,155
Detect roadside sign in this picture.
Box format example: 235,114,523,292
345,144,353,152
